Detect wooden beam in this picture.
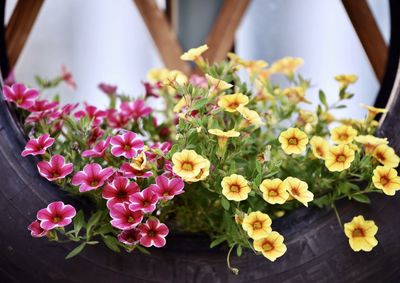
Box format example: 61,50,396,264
133,0,191,74
342,0,388,83
204,0,250,63
5,0,44,69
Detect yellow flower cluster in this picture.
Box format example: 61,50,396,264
172,150,210,182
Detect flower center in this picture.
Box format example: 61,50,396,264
288,138,298,145
376,152,385,161
53,216,62,223
116,191,127,199
291,187,300,196
262,241,274,252
380,176,389,185
163,192,170,196
230,185,240,193
253,221,262,230
229,102,239,109
143,200,150,207
182,162,194,171
52,172,60,178
16,98,23,105
127,216,134,223
316,147,323,156
90,180,99,187
336,155,346,162
352,228,364,238
148,230,156,237
124,145,131,151
268,189,278,197
339,134,349,140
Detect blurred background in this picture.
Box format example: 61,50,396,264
4,0,389,118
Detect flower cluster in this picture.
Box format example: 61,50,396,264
7,46,397,270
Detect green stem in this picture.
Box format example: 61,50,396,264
332,202,342,228
226,244,239,275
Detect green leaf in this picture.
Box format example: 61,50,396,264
166,144,179,159
73,210,85,237
86,211,103,238
136,245,151,255
65,243,86,259
102,236,120,252
192,98,209,110
319,90,328,109
351,194,371,204
236,245,243,257
210,236,227,248
221,197,230,210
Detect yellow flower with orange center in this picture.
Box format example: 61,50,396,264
282,87,311,104
237,105,263,128
279,128,309,155
259,179,289,204
354,135,388,154
227,52,268,76
130,151,147,171
360,103,387,119
242,211,272,240
325,144,355,172
185,159,210,183
335,74,358,88
330,125,358,145
309,136,329,159
344,215,378,252
208,128,240,148
372,166,400,196
218,93,249,112
253,231,287,262
282,177,313,207
270,57,304,76
373,144,400,168
172,150,210,182
205,74,233,95
221,174,251,201
180,44,208,61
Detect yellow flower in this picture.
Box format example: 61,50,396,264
173,96,191,113
354,135,388,154
221,174,251,201
180,44,208,61
185,159,210,183
147,68,169,83
208,128,240,148
172,150,209,182
253,231,287,262
282,87,311,104
130,151,147,171
259,179,289,204
320,112,335,124
278,128,309,155
325,144,355,172
360,103,388,120
297,109,317,125
270,57,304,76
282,177,313,207
373,144,400,168
218,93,249,112
242,211,272,240
372,166,400,196
309,136,329,159
335,74,358,88
205,74,233,95
330,125,358,144
227,52,268,75
237,105,263,127
344,215,378,252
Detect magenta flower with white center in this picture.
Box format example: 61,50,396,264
71,163,114,192
98,83,117,95
138,219,169,248
29,99,59,112
120,163,153,179
106,109,130,129
3,83,39,109
74,103,107,127
128,188,158,213
21,134,55,157
148,175,185,201
109,203,143,230
117,229,142,245
120,99,152,121
102,176,140,208
110,131,144,159
37,154,73,181
27,220,48,238
37,201,76,231
82,137,111,158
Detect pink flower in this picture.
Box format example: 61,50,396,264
61,65,77,90
143,82,159,98
146,141,172,160
189,74,208,88
87,127,105,145
82,137,111,158
120,99,152,120
28,99,59,112
110,131,144,159
37,201,76,230
71,163,114,192
60,103,79,117
74,103,107,127
98,83,117,95
4,70,16,86
117,229,142,245
106,109,130,129
162,160,178,178
21,134,55,157
27,220,48,238
109,203,143,230
3,83,39,109
37,155,73,181
102,177,140,208
139,219,169,248
128,188,158,213
25,109,60,124
120,163,153,179
148,175,184,201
